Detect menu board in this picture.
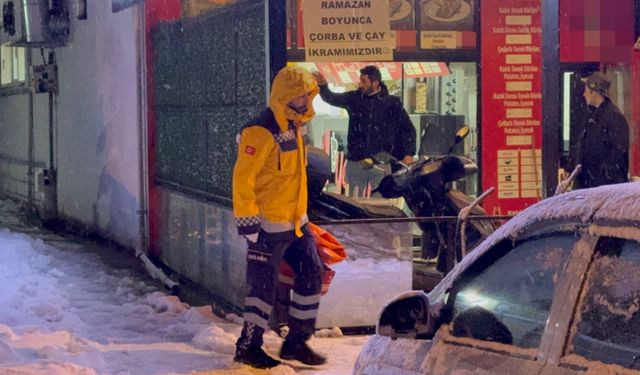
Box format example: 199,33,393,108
293,62,450,84
403,62,449,78
419,0,476,49
481,0,542,216
390,0,417,51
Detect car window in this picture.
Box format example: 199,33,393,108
450,233,578,348
568,237,640,369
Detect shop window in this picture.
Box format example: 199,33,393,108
293,61,478,198
409,62,478,196
605,66,633,122
561,65,633,174
1,43,26,86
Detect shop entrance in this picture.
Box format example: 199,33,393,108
291,61,479,199
559,64,597,172
560,64,635,180
289,61,482,292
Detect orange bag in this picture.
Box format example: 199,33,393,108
278,222,347,295
307,222,347,265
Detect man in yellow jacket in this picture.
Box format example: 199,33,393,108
233,66,326,369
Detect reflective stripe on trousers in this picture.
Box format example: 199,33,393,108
243,225,323,339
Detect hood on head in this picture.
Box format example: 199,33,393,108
269,66,319,130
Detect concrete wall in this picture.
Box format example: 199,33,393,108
0,0,142,249
157,187,246,309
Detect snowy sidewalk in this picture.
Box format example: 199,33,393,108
0,200,367,374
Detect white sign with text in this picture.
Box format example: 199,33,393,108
302,0,393,62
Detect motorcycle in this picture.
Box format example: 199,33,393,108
306,126,497,275
306,147,407,221
267,127,495,331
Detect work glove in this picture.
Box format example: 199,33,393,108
244,233,259,243
245,232,270,262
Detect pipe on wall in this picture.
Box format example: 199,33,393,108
136,2,178,292
26,48,35,211
136,0,150,259
46,50,58,223
541,0,560,198
48,51,55,171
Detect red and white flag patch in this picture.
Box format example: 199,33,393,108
245,146,256,155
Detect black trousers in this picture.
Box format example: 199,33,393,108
575,167,627,189
240,225,323,347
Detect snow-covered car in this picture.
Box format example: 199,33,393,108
354,183,640,374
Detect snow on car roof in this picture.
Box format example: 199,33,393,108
430,182,640,299
590,183,640,223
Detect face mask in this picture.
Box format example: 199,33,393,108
287,103,308,115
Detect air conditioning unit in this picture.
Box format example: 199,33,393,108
1,0,69,47
1,0,23,45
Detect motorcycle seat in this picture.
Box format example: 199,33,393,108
319,191,406,218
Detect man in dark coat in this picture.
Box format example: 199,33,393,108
574,71,630,189
312,65,416,197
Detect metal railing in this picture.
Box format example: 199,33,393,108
313,215,513,226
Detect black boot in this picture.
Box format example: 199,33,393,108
234,346,281,369
280,339,326,366
235,322,281,369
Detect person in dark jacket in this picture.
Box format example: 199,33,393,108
312,65,416,197
574,71,630,189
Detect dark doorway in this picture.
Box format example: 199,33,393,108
559,64,599,172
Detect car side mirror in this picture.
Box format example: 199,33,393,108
377,291,435,340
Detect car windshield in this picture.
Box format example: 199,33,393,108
450,233,579,348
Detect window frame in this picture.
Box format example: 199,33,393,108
445,232,580,347
561,235,640,371
434,228,592,363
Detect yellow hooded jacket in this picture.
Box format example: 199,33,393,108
232,66,319,238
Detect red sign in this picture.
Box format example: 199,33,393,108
481,0,543,216
298,62,449,85
328,62,404,82
632,50,640,176
559,0,634,63
402,62,450,79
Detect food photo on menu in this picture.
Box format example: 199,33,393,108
421,0,474,30
389,0,415,29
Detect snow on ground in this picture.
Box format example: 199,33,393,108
0,200,381,374
317,258,412,328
